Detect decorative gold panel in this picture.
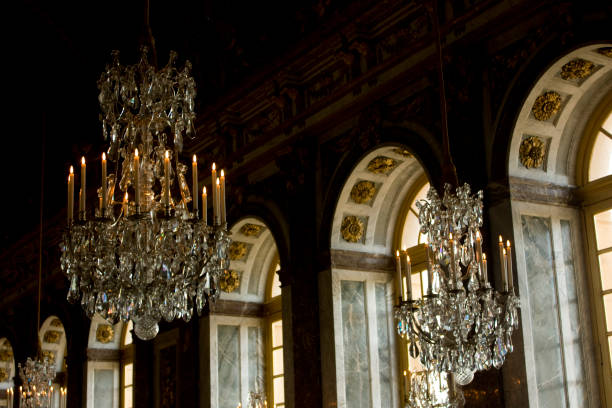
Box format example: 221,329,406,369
392,148,413,158
96,324,115,344
0,350,13,362
597,47,612,58
43,330,62,344
341,216,365,243
519,136,546,169
367,156,397,174
240,223,265,237
50,318,63,327
219,270,241,293
560,58,594,80
350,181,376,204
41,350,55,364
229,242,248,261
0,368,8,382
531,91,561,121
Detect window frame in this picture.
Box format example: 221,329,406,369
264,257,283,408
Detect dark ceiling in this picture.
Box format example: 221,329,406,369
3,0,359,249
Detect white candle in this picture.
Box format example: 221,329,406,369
449,233,456,289
215,177,221,225
506,240,514,291
202,186,207,225
68,166,74,224
192,155,198,216
134,149,140,211
80,157,86,218
101,153,107,215
499,235,507,291
502,248,508,292
211,163,217,222
164,150,170,207
426,244,434,295
220,169,226,225
475,231,484,282
123,192,129,216
482,253,488,284
402,252,412,301
395,250,402,303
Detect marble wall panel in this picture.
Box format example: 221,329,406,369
521,215,567,408
248,327,264,393
375,283,392,408
94,369,114,408
341,280,372,408
560,220,587,407
218,325,240,408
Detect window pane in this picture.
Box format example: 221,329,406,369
273,377,285,405
600,251,612,291
270,263,282,298
272,348,284,376
123,363,133,387
595,210,612,250
124,385,133,408
272,320,283,348
402,212,421,249
605,293,612,332
124,321,133,346
588,132,612,181
608,336,612,371
603,111,612,134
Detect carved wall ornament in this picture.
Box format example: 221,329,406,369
367,156,397,174
519,136,546,169
43,330,62,344
531,91,562,121
96,324,115,344
597,47,612,58
0,350,13,362
229,242,248,261
560,59,594,80
350,181,376,204
41,350,55,364
392,148,413,158
240,223,265,237
219,270,241,293
50,318,63,327
0,368,8,382
341,216,365,243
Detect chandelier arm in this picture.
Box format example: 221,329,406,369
407,305,436,345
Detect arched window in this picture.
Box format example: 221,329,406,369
265,261,283,408
0,338,15,408
579,95,612,404
40,317,67,408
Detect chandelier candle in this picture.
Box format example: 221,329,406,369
101,153,107,214
192,155,198,216
164,151,170,208
399,252,412,301
67,166,74,224
499,236,507,291
134,149,140,210
80,157,86,219
215,178,221,225
220,170,226,224
396,251,402,302
202,186,207,225
506,241,513,291
211,163,217,221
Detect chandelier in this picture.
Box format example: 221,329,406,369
17,356,56,408
395,184,520,375
404,369,464,408
60,47,231,340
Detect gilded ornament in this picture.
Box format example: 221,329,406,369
367,156,397,174
531,91,562,121
41,350,55,364
350,181,376,204
0,368,8,382
219,270,241,293
392,148,413,158
96,324,115,344
50,318,63,327
240,223,264,237
229,242,248,261
43,330,62,344
341,216,365,243
519,136,546,169
560,59,594,80
597,47,612,58
0,350,13,362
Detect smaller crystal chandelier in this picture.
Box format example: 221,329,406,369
404,369,464,408
60,46,231,340
17,356,56,408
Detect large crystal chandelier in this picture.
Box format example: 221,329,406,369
395,185,520,375
393,0,520,382
60,47,231,340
